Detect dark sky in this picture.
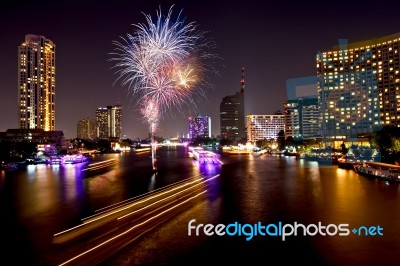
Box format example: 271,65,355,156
1,0,400,139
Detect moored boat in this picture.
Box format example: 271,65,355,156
338,155,360,169
354,162,400,183
2,161,27,170
50,155,63,165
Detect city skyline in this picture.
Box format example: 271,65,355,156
2,0,400,139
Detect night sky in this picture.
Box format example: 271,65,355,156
1,0,400,139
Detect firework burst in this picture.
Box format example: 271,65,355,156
110,5,217,169
110,5,215,115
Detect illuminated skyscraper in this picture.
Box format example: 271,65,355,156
96,104,122,139
18,34,56,130
284,98,320,141
188,115,211,139
220,67,245,140
284,76,320,141
77,118,96,140
316,33,400,140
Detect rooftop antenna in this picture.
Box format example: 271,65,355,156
240,67,245,92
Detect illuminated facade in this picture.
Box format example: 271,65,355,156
18,34,56,131
284,97,320,140
220,67,245,140
316,33,400,139
189,115,211,139
246,113,285,143
96,104,122,139
77,118,96,140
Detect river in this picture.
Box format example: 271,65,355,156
1,146,399,265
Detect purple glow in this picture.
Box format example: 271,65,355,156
191,149,222,165
62,154,87,164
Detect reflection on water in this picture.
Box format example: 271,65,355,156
148,173,157,191
1,148,400,265
104,153,400,266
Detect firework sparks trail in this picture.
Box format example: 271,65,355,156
141,98,160,170
110,5,216,170
141,98,160,135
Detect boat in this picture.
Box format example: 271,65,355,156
2,161,27,170
33,157,49,165
337,155,359,169
222,149,252,155
62,154,88,164
191,148,222,164
353,162,400,183
254,149,268,156
50,155,63,165
81,159,117,176
300,153,318,161
220,145,253,155
283,150,300,157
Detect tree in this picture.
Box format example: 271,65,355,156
255,139,268,148
340,142,348,155
97,139,112,152
277,130,285,151
369,125,400,163
219,138,235,146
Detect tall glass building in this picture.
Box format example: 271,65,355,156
96,104,122,139
220,67,245,140
284,98,320,141
285,76,320,141
77,118,97,140
18,34,56,131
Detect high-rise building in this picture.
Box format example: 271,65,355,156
77,118,96,140
284,98,320,141
246,112,285,143
18,34,56,131
284,76,320,140
220,67,245,140
188,115,211,139
316,33,400,139
96,104,122,139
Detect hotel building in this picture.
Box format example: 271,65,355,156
96,104,122,139
188,115,211,139
316,33,400,140
284,98,320,141
77,118,97,140
246,112,285,143
18,34,56,130
284,76,320,141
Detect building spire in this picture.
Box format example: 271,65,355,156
240,67,245,92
